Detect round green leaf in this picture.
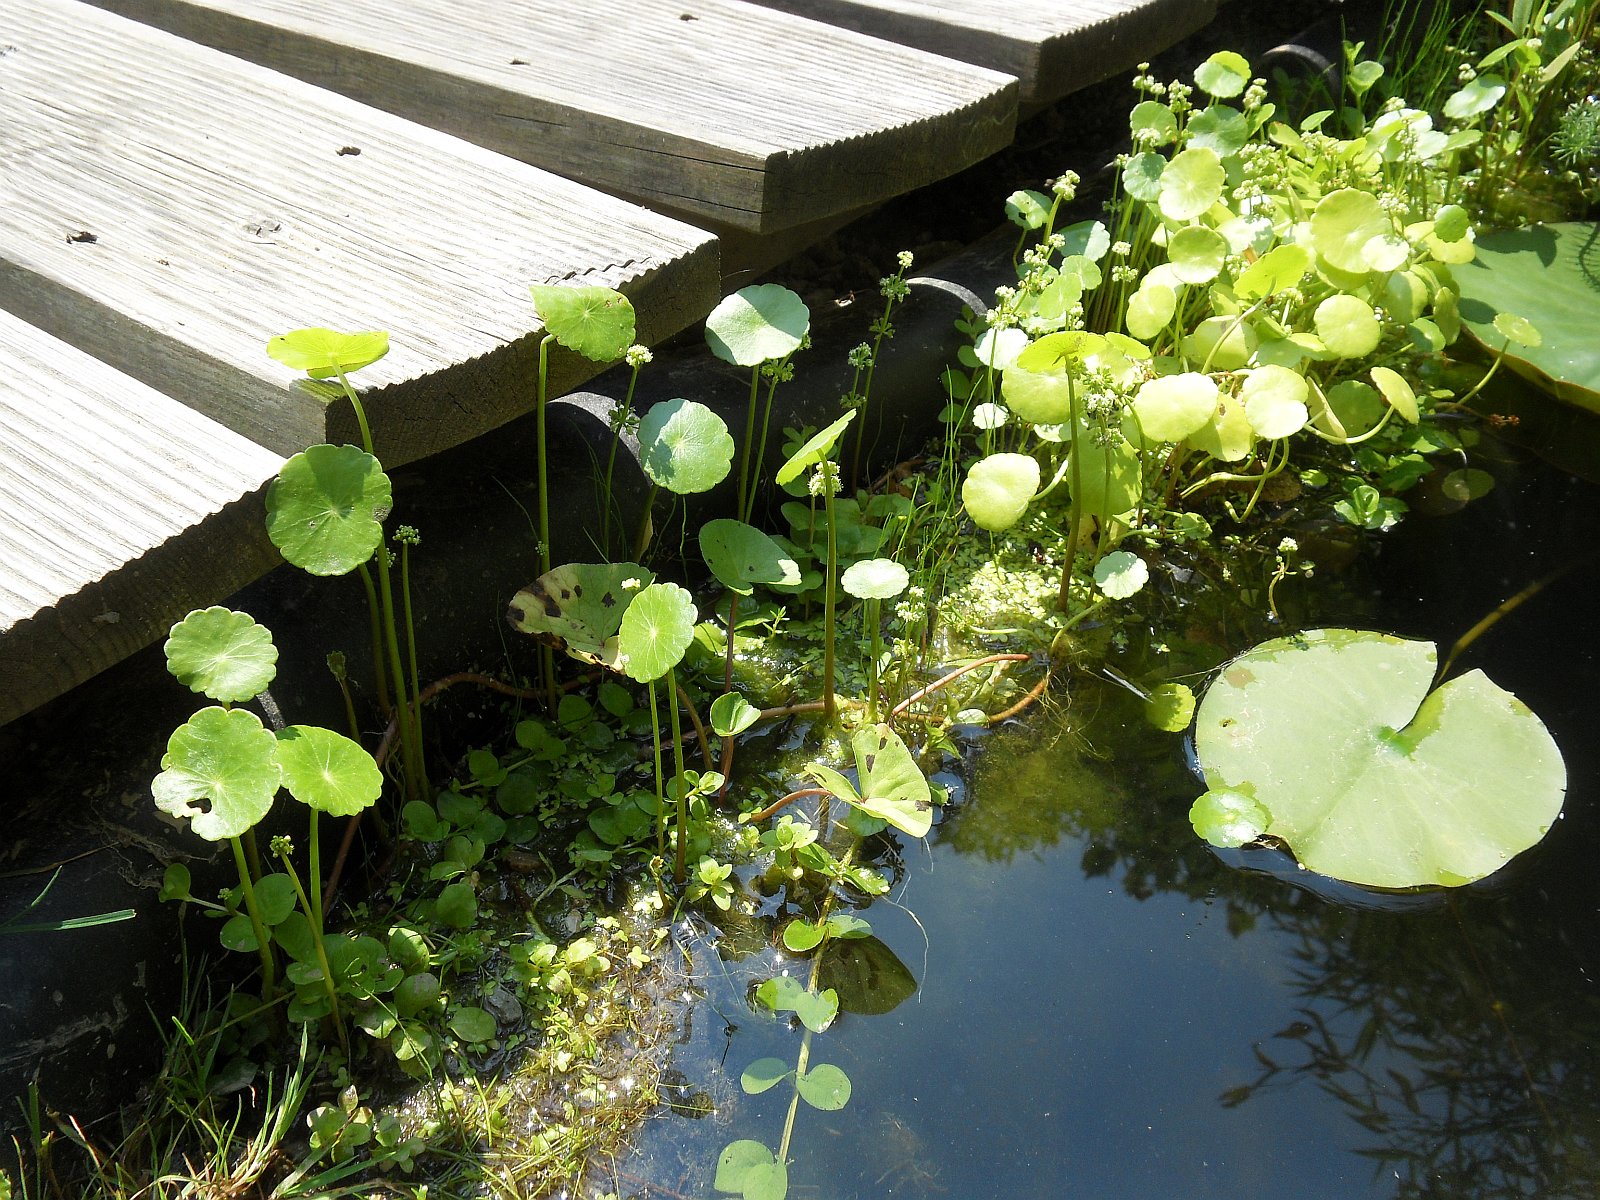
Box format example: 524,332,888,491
1492,312,1541,348
775,410,855,486
1093,550,1148,599
434,882,477,929
1122,151,1166,203
639,398,735,494
710,691,762,738
1146,682,1196,732
1189,789,1270,847
618,582,697,682
740,1058,792,1095
961,453,1040,533
528,284,635,362
1001,363,1071,424
1167,225,1230,284
1182,316,1257,370
164,607,278,702
795,1063,852,1111
1130,100,1177,146
1005,189,1052,230
782,919,825,953
152,707,281,841
1433,204,1470,243
1195,628,1565,887
1189,391,1255,462
1194,49,1251,97
1310,189,1393,274
699,519,800,595
841,558,909,601
449,1006,497,1044
254,873,298,925
274,725,382,816
1234,243,1313,300
1132,372,1218,442
1314,295,1382,359
705,284,809,366
1369,366,1419,422
1185,105,1250,157
715,1140,788,1200
266,328,389,378
1158,148,1226,222
1444,72,1506,120
266,444,391,575
1241,365,1309,438
1125,283,1177,341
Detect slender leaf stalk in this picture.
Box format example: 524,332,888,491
666,664,690,885
230,837,276,1003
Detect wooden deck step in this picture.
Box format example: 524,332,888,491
0,309,287,725
0,0,719,468
80,0,1018,235
745,0,1219,105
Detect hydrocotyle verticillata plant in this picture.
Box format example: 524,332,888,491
1188,627,1565,887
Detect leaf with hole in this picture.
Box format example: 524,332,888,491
529,284,635,362
1194,628,1565,887
164,607,278,702
152,707,281,841
266,445,391,575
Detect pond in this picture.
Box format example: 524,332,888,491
602,452,1600,1200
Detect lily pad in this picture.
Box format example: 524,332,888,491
152,707,281,841
715,1140,788,1200
529,284,635,362
706,284,810,367
508,562,654,668
266,444,391,576
639,398,735,494
164,607,278,702
1455,222,1600,414
1194,628,1565,887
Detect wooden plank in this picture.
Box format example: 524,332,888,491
0,308,286,725
79,0,1019,234
0,0,719,467
743,0,1219,105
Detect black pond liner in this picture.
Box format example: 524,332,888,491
602,450,1600,1200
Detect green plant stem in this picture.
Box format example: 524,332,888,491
1058,373,1085,611
273,842,348,1057
399,539,425,785
374,546,421,803
746,366,789,525
230,837,277,1003
648,680,666,862
717,592,739,803
736,366,761,522
667,664,690,886
600,362,645,553
355,562,392,716
865,597,883,723
821,471,840,722
535,335,559,715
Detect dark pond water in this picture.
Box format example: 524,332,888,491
605,450,1600,1200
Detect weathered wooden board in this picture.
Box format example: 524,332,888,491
0,0,719,467
744,0,1219,105
0,308,286,725
80,0,1019,234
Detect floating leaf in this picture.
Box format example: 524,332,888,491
962,453,1039,532
1492,312,1541,347
699,519,799,595
1132,372,1218,442
274,726,383,816
528,284,635,362
152,707,281,841
818,935,918,1015
1194,628,1565,887
617,582,697,683
795,1064,851,1111
740,1058,791,1095
267,328,389,378
756,975,839,1034
448,1006,497,1044
266,445,391,576
1093,550,1148,599
775,411,855,487
1146,682,1196,732
840,558,909,601
639,398,735,494
507,563,653,668
1189,789,1270,847
706,285,809,367
715,1140,788,1200
164,607,278,702
782,919,826,953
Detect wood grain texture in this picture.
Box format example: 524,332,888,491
80,0,1018,233
0,0,719,467
0,308,286,725
744,0,1219,104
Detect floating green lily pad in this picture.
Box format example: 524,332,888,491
1455,222,1600,414
1194,628,1565,888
